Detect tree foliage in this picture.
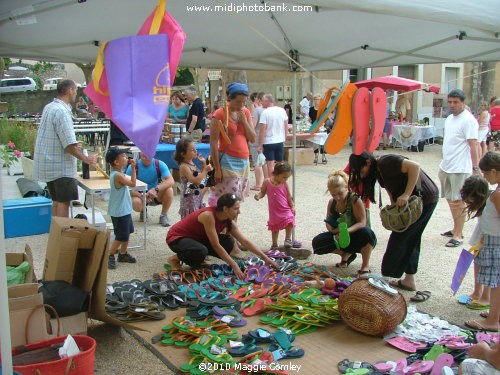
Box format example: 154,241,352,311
173,67,194,86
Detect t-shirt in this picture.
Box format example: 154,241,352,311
259,106,288,145
309,107,318,122
212,107,251,159
166,206,230,244
186,98,206,131
126,158,171,190
168,103,188,123
377,155,439,206
250,107,264,148
439,109,478,173
490,106,500,131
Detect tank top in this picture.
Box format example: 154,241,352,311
480,191,500,236
327,192,370,228
166,206,229,244
108,170,132,217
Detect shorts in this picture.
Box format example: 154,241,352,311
438,169,470,201
111,214,134,242
262,142,284,162
383,119,390,133
46,177,78,203
478,128,489,142
461,358,500,375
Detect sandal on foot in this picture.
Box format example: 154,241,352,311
410,290,431,302
466,301,490,310
389,279,416,291
335,253,357,268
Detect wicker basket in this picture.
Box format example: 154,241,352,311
338,279,407,336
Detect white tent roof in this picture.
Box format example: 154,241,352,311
0,0,499,70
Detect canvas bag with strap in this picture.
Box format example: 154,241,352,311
378,177,423,233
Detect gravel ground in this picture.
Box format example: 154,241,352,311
4,143,484,374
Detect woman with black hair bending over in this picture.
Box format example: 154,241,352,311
348,152,439,291
166,193,278,279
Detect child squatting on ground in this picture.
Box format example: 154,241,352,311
106,148,138,270
175,138,213,219
460,151,500,334
254,161,295,250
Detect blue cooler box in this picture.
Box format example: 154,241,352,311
3,197,52,238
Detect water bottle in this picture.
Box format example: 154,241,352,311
82,149,90,179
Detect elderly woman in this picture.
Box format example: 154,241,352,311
166,193,278,279
348,152,438,292
208,82,255,206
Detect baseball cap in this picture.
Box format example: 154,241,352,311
105,147,127,164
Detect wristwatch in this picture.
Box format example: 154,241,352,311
472,166,479,171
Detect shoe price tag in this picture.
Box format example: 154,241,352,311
229,340,244,348
221,315,234,324
297,305,304,311
210,345,227,354
280,328,292,335
199,335,211,345
172,294,184,302
134,308,148,313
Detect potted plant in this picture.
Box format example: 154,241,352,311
0,119,38,178
0,141,23,175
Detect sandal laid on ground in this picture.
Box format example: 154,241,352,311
410,290,431,302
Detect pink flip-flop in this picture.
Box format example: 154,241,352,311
292,240,302,248
405,360,434,375
386,336,427,353
430,354,454,375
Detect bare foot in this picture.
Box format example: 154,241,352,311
167,255,182,269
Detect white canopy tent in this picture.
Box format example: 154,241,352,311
0,0,499,69
1,1,499,373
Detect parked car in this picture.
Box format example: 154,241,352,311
0,77,37,93
42,77,63,91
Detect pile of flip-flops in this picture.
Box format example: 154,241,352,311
260,288,342,335
105,279,188,322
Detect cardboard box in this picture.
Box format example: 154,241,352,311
6,244,37,284
49,312,88,337
71,208,107,231
3,197,52,238
43,217,98,284
42,217,142,330
7,283,50,347
285,147,315,166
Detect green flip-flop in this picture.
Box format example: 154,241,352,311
338,222,350,248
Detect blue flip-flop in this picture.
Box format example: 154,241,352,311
458,294,472,305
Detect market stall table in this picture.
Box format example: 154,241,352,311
390,124,435,150
76,171,148,250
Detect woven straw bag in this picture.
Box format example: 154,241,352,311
338,279,407,336
379,195,423,233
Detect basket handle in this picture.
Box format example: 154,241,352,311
25,303,61,343
34,358,75,375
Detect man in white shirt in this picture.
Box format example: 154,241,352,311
438,89,479,247
299,92,313,119
258,94,288,173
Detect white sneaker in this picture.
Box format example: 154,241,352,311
159,214,170,227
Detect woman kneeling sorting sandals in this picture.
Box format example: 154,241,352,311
312,170,377,276
166,193,278,279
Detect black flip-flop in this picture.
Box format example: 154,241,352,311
440,230,453,237
445,239,463,248
410,290,431,302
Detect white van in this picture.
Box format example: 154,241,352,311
43,77,63,91
0,77,37,93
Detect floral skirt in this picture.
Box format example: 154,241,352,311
208,163,250,207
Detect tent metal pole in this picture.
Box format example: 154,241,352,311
291,72,297,241
0,169,14,375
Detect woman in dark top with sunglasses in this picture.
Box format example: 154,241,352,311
166,193,278,279
348,152,438,292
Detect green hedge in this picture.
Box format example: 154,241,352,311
0,119,37,157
